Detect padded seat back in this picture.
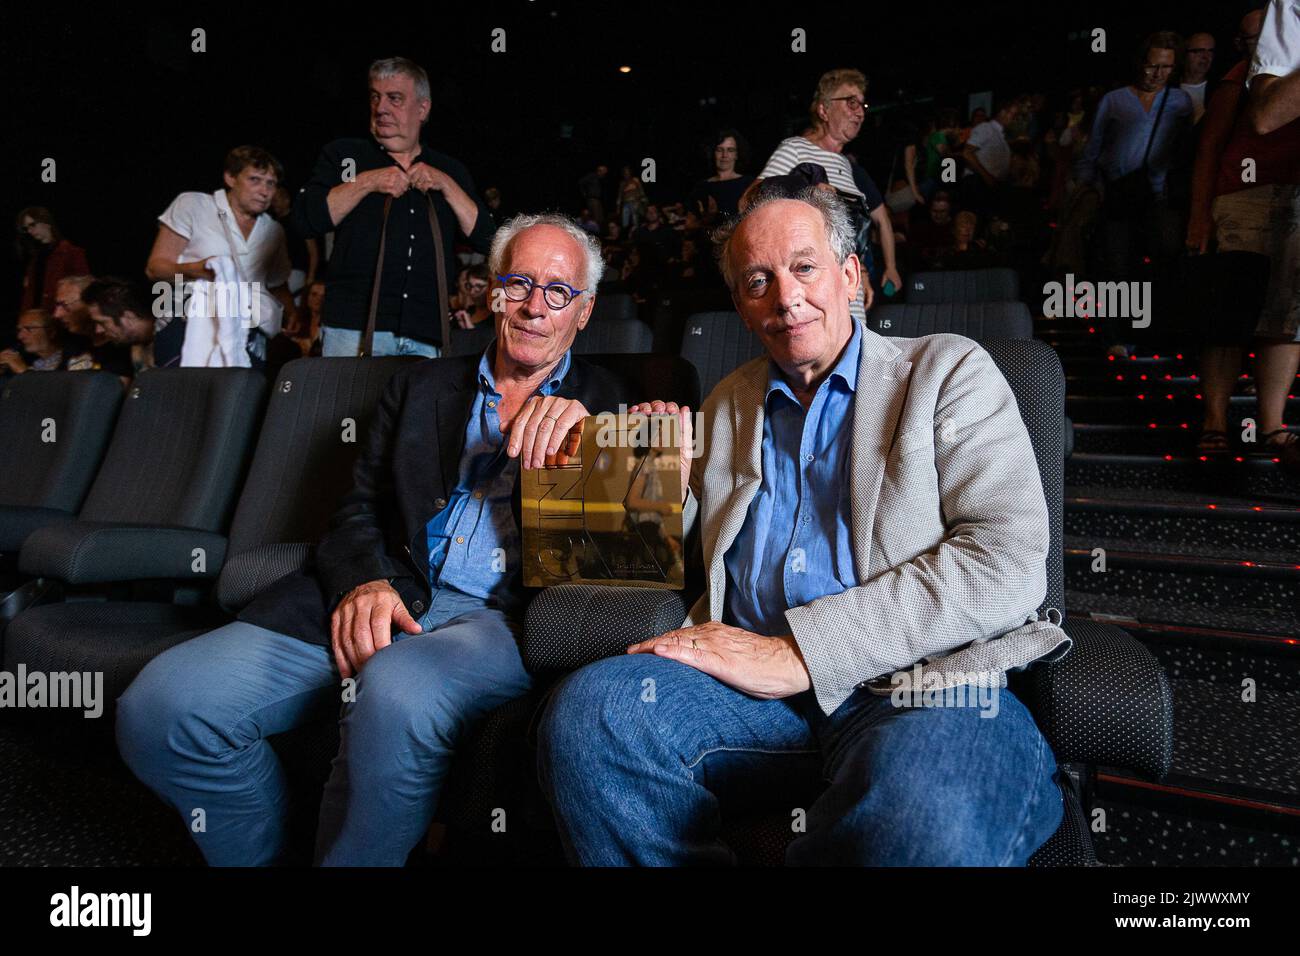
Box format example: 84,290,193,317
679,311,766,403
869,301,1033,340
0,371,122,512
980,338,1066,614
590,293,637,324
443,321,496,358
218,357,418,610
581,354,700,410
904,268,1020,303
77,368,266,532
573,318,653,355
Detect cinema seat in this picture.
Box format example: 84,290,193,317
572,317,654,354
3,359,415,706
589,292,637,324
679,311,765,402
869,301,1034,339
494,338,1171,866
903,268,1020,304
443,322,496,358
0,371,123,610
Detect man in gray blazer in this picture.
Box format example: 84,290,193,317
537,188,1072,865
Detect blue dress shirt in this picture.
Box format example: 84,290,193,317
425,344,571,612
723,320,862,636
1076,85,1193,195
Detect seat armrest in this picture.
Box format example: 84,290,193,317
18,520,228,584
1011,618,1173,780
523,585,686,673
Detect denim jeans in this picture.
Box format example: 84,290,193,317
537,653,1064,866
116,588,530,866
321,325,441,358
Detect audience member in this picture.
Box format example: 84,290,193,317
960,100,1023,218
1188,6,1300,471
147,145,295,368
1182,31,1218,121
0,310,65,375
1076,31,1194,356
687,129,755,226
293,57,494,358
272,184,319,296
617,165,648,231
50,275,134,376
754,67,901,310
15,207,89,314
1249,0,1300,134
82,277,175,384
577,164,609,226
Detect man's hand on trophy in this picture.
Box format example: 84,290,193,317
507,396,590,469
628,400,692,502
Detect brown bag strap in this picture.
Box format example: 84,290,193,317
360,195,393,357
360,191,451,358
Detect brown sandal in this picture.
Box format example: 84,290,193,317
1196,430,1229,455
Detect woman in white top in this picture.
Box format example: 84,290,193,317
146,145,295,366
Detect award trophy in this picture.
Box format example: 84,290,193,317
521,411,684,588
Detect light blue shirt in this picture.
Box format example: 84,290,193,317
1076,85,1193,195
723,320,862,636
425,344,571,610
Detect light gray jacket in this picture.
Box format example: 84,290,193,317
680,327,1072,715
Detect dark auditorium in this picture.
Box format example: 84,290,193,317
0,0,1295,933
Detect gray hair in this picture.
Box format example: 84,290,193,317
488,214,604,296
712,187,857,291
368,57,430,101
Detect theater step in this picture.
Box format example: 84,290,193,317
1065,484,1300,551
1066,452,1300,496
1066,393,1300,425
1066,591,1299,650
1064,535,1299,614
1069,424,1300,456
1092,641,1299,835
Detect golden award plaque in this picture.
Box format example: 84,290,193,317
521,412,685,589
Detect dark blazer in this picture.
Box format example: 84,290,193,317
238,353,637,646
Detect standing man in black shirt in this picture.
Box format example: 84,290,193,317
293,57,494,357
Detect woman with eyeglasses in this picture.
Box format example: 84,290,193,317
14,206,89,315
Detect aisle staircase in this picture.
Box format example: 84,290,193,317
1041,316,1300,864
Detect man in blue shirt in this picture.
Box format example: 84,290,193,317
538,189,1070,866
118,215,651,866
1076,32,1194,357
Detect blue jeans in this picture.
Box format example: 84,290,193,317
116,588,530,866
537,654,1063,866
321,326,441,358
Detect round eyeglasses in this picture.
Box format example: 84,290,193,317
497,274,585,310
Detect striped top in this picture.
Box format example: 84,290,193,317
760,137,866,200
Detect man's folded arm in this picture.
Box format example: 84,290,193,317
784,344,1050,711
315,367,414,605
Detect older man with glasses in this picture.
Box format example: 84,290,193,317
117,214,675,866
